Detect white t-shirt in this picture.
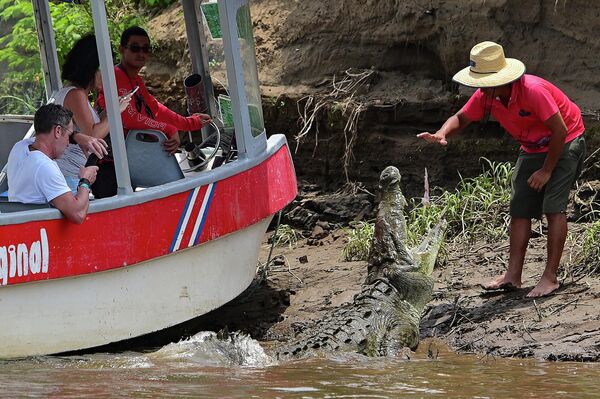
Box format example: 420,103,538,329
7,138,71,204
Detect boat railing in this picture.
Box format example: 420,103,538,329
0,115,34,124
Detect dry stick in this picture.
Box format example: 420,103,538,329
532,299,544,322
547,298,579,317
279,255,304,285
295,96,326,154
261,210,283,281
580,147,600,176
521,321,538,342
446,296,462,332
458,311,476,325
337,181,375,197
342,104,364,182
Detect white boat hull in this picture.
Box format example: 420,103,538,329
1,217,271,358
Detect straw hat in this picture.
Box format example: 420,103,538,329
452,41,526,88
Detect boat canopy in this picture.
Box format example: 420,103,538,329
27,0,267,196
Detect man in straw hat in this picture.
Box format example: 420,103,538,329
418,41,586,297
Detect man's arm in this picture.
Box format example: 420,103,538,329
527,111,568,192
50,166,98,224
155,102,207,131
144,96,211,154
51,186,91,225
417,111,473,145
98,70,179,138
63,89,110,139
153,99,211,154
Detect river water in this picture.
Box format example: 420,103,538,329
1,334,599,398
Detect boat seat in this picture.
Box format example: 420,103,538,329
0,201,51,213
126,130,184,189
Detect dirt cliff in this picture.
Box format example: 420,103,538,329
147,0,600,195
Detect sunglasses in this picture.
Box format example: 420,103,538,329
125,44,152,54
58,125,75,136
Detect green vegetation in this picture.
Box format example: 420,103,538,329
139,0,176,7
272,224,299,248
341,221,374,261
0,0,145,114
340,159,513,261
582,221,600,259
407,158,512,245
575,220,600,274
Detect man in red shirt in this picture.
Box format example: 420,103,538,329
418,41,585,297
93,26,211,197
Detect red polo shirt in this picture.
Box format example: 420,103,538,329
461,74,584,153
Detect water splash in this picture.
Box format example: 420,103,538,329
149,331,274,367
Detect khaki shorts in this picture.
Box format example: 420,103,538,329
510,135,586,219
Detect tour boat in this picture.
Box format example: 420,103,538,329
0,0,296,358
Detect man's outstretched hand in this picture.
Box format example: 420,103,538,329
417,131,448,146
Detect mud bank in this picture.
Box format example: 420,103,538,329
194,223,600,362
423,228,600,362
184,182,600,362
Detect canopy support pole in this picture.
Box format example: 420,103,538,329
91,0,133,195
32,0,62,99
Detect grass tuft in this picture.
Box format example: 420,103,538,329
576,220,600,274
407,158,513,245
272,224,299,248
340,159,513,261
341,221,374,261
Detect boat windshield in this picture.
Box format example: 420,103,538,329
236,4,265,138
0,11,45,115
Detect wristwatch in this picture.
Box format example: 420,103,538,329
78,178,92,191
69,130,81,145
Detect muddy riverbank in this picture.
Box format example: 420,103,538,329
187,181,600,362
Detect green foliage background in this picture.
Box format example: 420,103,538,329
0,0,164,114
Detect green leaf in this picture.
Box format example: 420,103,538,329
0,0,147,113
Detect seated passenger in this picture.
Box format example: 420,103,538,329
7,104,98,224
93,26,212,198
55,34,130,189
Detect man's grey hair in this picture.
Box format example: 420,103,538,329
34,103,73,134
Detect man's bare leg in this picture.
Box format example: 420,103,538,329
527,212,565,297
482,217,531,290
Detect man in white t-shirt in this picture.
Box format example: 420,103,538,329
7,104,98,224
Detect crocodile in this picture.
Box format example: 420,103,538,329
276,166,445,358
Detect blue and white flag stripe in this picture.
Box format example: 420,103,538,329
169,187,199,253
169,183,216,253
189,182,216,247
